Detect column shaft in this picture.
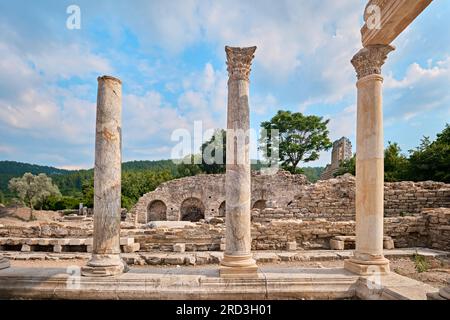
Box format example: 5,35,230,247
220,46,258,277
82,75,127,277
344,45,394,275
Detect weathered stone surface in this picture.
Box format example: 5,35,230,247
81,75,127,277
220,46,258,277
173,243,185,253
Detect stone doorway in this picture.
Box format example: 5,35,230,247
180,197,205,222
252,199,266,210
147,200,167,222
218,201,226,217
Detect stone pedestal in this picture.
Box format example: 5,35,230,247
0,255,9,270
438,280,450,300
344,45,394,275
82,76,128,277
220,46,258,278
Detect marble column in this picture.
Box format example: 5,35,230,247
0,254,9,270
344,44,395,275
220,46,258,277
82,76,128,277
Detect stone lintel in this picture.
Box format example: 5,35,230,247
361,0,433,46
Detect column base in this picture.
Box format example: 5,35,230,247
0,256,10,270
219,254,259,278
81,254,128,277
344,256,390,275
438,284,450,300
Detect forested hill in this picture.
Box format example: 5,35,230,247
0,160,179,198
0,160,70,176
0,159,324,208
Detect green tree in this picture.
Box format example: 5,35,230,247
177,154,203,177
408,124,450,182
259,110,332,173
334,154,356,177
8,173,60,220
384,142,409,182
200,129,226,174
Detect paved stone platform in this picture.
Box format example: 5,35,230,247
0,265,439,300
1,247,448,266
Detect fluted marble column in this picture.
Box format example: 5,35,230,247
82,76,128,277
0,254,9,270
344,44,394,275
220,46,258,277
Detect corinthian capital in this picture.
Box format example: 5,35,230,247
225,46,257,81
351,44,395,80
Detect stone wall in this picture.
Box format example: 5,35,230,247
287,174,450,219
131,208,450,252
131,172,449,223
0,208,449,252
131,170,309,224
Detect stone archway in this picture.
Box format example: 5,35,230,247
180,197,205,222
252,200,266,210
147,200,167,222
218,201,226,217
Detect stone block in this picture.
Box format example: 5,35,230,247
69,239,85,246
164,255,186,265
286,241,297,251
86,245,93,253
21,244,31,252
53,244,63,253
122,243,140,253
173,243,185,253
383,239,395,250
330,239,345,250
120,238,134,246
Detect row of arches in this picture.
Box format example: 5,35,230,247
147,198,267,222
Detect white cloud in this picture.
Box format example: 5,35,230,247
384,57,450,122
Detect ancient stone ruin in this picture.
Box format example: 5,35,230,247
0,0,448,300
320,137,353,180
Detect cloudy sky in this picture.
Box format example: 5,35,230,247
0,0,449,169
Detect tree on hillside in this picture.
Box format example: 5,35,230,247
177,155,203,177
408,124,450,183
8,173,60,220
259,110,332,173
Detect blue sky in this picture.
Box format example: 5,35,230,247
0,0,449,169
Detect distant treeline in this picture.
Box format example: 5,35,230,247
0,159,325,210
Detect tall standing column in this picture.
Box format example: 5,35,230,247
82,76,128,277
0,254,9,270
344,44,394,275
220,46,258,277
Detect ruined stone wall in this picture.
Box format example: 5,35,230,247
132,172,449,224
1,208,449,251
287,174,450,219
131,170,309,224
131,208,449,251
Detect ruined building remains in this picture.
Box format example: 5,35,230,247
320,137,352,180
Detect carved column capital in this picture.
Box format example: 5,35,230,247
351,44,395,80
225,46,257,81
